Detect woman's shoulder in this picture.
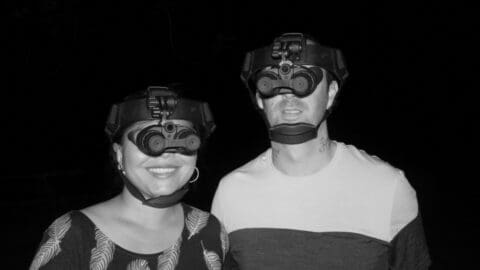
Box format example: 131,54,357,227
38,209,98,253
182,203,223,235
182,203,228,261
30,210,97,270
183,203,219,221
45,210,95,236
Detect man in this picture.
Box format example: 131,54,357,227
211,33,431,269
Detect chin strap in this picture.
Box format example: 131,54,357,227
120,172,190,208
268,109,332,144
269,123,318,144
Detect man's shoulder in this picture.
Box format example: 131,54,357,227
340,142,403,177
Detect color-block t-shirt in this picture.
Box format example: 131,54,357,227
211,142,430,270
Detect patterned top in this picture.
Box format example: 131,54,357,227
30,204,228,270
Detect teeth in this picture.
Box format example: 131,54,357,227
284,109,301,113
148,168,176,174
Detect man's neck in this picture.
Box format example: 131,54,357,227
271,123,336,176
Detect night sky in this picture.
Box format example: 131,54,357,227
4,1,476,268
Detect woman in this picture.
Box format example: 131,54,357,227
30,86,227,270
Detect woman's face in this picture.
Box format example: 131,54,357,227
114,119,197,199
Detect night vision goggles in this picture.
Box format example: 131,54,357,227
255,66,324,98
241,33,349,98
128,122,201,156
105,86,215,156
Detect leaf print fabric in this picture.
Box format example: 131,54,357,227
201,241,221,270
157,237,182,270
219,223,229,260
127,259,151,270
90,228,115,270
29,213,72,270
30,205,225,269
186,207,209,240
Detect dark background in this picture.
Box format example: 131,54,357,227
4,0,476,268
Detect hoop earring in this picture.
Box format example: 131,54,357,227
117,164,126,175
189,167,199,183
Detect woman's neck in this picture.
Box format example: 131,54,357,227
115,190,183,230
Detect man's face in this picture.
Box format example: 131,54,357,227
256,68,338,127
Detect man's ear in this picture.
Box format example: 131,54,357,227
255,92,264,110
326,81,339,110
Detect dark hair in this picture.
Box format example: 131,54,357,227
325,71,334,87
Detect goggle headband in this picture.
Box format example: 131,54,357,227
105,87,216,143
241,34,348,90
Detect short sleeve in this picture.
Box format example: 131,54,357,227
29,212,88,270
218,219,230,262
390,215,431,269
390,172,418,239
389,173,431,269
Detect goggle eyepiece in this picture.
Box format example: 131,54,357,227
254,66,323,98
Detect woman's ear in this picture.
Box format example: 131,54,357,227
112,143,123,169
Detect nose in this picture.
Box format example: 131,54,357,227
158,152,175,159
282,93,296,100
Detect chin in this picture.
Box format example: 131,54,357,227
148,185,179,197
275,118,310,125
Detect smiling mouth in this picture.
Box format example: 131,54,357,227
280,108,303,121
283,109,301,114
282,108,303,116
147,167,177,178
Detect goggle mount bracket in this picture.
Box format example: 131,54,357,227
146,86,178,122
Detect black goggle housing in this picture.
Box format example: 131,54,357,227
241,33,349,99
255,65,324,98
105,86,215,156
128,122,201,156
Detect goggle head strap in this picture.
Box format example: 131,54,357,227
105,86,216,142
120,169,190,208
